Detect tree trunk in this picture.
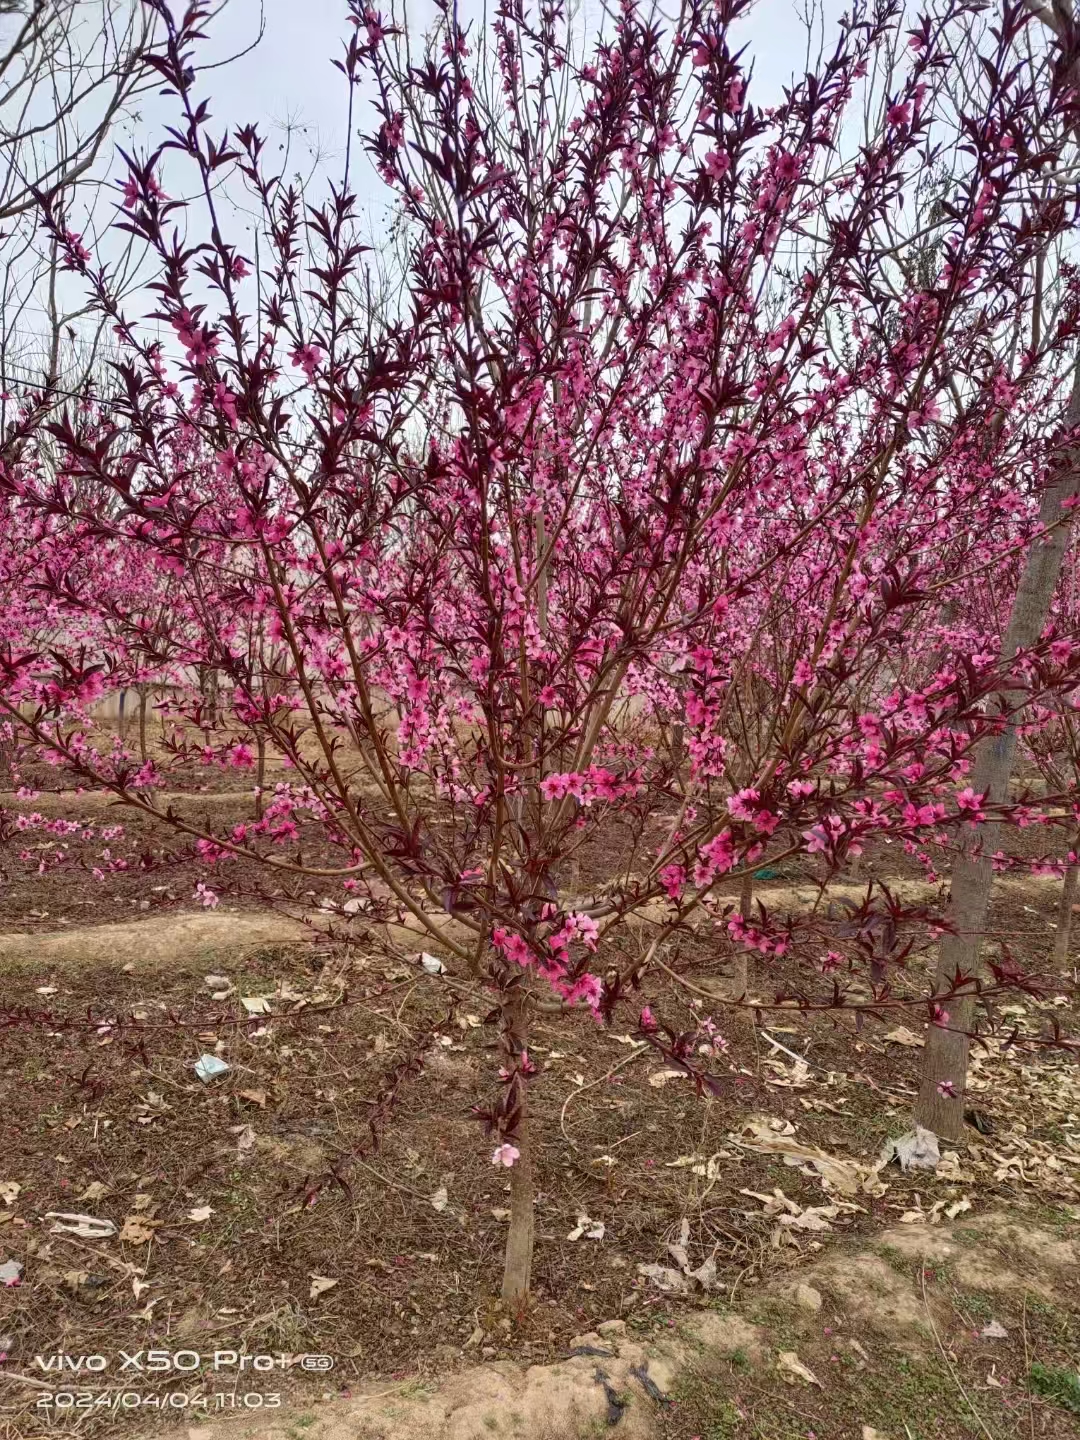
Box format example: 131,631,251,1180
1052,839,1080,970
916,369,1080,1139
670,719,685,775
117,688,127,742
500,991,535,1306
255,735,266,821
138,685,149,762
199,667,219,739
501,1106,535,1305
729,868,753,998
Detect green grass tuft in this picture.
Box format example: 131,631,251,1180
1029,1362,1080,1414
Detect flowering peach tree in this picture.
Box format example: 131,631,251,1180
3,0,1080,1298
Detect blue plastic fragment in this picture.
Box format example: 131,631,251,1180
194,1053,230,1083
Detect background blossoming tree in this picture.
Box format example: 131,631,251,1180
3,0,1080,1301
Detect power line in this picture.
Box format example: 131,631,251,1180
0,367,131,410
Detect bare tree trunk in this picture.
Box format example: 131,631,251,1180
916,371,1080,1139
501,991,535,1306
255,735,266,821
729,867,753,998
1052,833,1080,969
199,667,219,743
670,719,685,774
501,1108,535,1306
138,684,149,762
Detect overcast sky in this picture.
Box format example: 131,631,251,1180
195,0,842,163
158,0,849,242
2,0,853,383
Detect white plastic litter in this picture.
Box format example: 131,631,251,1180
194,1054,231,1083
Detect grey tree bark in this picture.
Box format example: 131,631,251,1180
500,991,535,1305
1051,833,1080,970
729,866,753,999
915,370,1080,1138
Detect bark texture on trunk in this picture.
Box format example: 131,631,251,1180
729,867,754,999
138,685,149,762
916,371,1080,1139
1052,851,1080,970
501,1108,535,1305
255,736,267,821
500,991,534,1305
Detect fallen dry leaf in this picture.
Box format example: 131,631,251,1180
764,1057,811,1088
778,1206,839,1233
777,1350,821,1386
734,1119,886,1197
231,1124,256,1152
239,1088,268,1107
187,1205,214,1222
0,1182,20,1207
430,1186,449,1213
883,1025,924,1048
119,1215,160,1244
310,1274,338,1300
636,1262,690,1294
77,1181,109,1203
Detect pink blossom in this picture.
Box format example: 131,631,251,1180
907,398,942,429
955,787,986,822
491,1143,520,1168
291,344,324,381
64,230,91,264
194,883,220,909
704,150,730,181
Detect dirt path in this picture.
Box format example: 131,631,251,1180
1,868,1063,972
1,789,254,811
0,908,309,967
122,1210,1079,1440
626,869,1065,933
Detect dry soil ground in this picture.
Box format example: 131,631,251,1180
1,769,1079,1440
